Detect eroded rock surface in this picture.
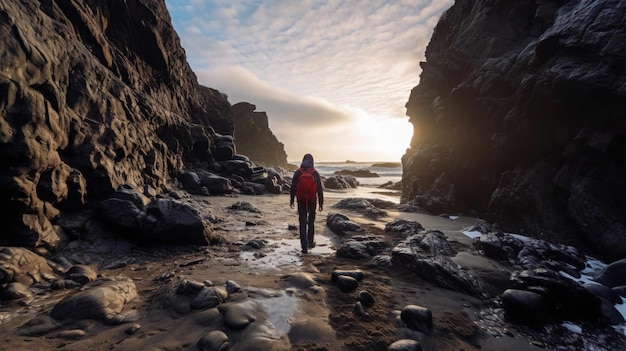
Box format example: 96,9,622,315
402,0,626,260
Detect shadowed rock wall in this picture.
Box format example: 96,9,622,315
0,0,231,248
402,0,626,260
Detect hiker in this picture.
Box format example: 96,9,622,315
290,153,324,254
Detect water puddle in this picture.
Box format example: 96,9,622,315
257,292,298,337
240,236,335,271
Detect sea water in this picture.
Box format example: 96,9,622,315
302,161,402,186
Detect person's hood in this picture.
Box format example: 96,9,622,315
300,153,314,168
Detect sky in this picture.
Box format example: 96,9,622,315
164,0,454,162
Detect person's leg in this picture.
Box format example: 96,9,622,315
298,201,308,253
307,200,317,247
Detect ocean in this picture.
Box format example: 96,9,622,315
305,161,402,187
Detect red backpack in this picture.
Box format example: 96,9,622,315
296,168,318,203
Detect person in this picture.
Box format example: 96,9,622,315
290,153,324,254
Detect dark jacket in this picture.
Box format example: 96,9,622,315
290,154,324,207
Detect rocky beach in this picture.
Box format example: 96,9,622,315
2,1,626,350
1,182,625,351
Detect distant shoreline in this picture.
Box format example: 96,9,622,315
288,161,402,166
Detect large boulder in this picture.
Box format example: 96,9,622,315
50,277,137,324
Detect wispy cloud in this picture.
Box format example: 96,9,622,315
165,0,453,161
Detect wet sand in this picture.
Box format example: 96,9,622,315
0,186,544,350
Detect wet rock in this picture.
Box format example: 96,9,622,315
419,230,456,256
357,290,376,308
50,277,137,324
1,282,33,300
334,275,359,293
336,235,388,259
384,219,424,236
400,304,432,333
388,339,422,351
97,197,215,245
196,169,234,195
226,280,241,294
353,301,371,318
333,198,387,219
96,197,143,232
51,279,82,290
584,283,622,304
501,289,548,325
331,269,364,282
324,175,358,189
195,308,224,327
16,315,62,336
182,171,211,195
613,285,626,298
191,286,228,309
66,264,97,284
177,279,207,294
243,239,266,250
370,254,393,267
218,300,259,330
326,213,364,235
0,247,58,285
197,330,230,351
227,201,262,213
598,297,626,325
138,198,215,245
392,235,488,297
125,323,141,335
594,258,626,288
510,268,602,322
113,184,149,209
54,329,86,340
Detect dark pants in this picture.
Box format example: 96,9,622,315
297,199,316,250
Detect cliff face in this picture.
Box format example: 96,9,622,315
402,0,626,259
232,102,289,169
0,0,232,248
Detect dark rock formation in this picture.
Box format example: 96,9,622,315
401,0,626,260
0,1,289,251
0,0,226,248
232,102,289,168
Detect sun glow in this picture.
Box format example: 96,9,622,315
298,113,413,162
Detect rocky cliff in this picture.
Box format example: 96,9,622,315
402,0,626,260
232,102,289,169
0,0,289,250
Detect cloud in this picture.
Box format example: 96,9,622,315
165,0,455,161
196,66,356,132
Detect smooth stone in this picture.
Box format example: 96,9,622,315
357,290,375,307
400,305,432,333
218,300,258,330
335,275,358,293
331,269,364,282
388,339,422,351
584,283,622,304
501,289,548,325
197,330,230,351
594,259,626,288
